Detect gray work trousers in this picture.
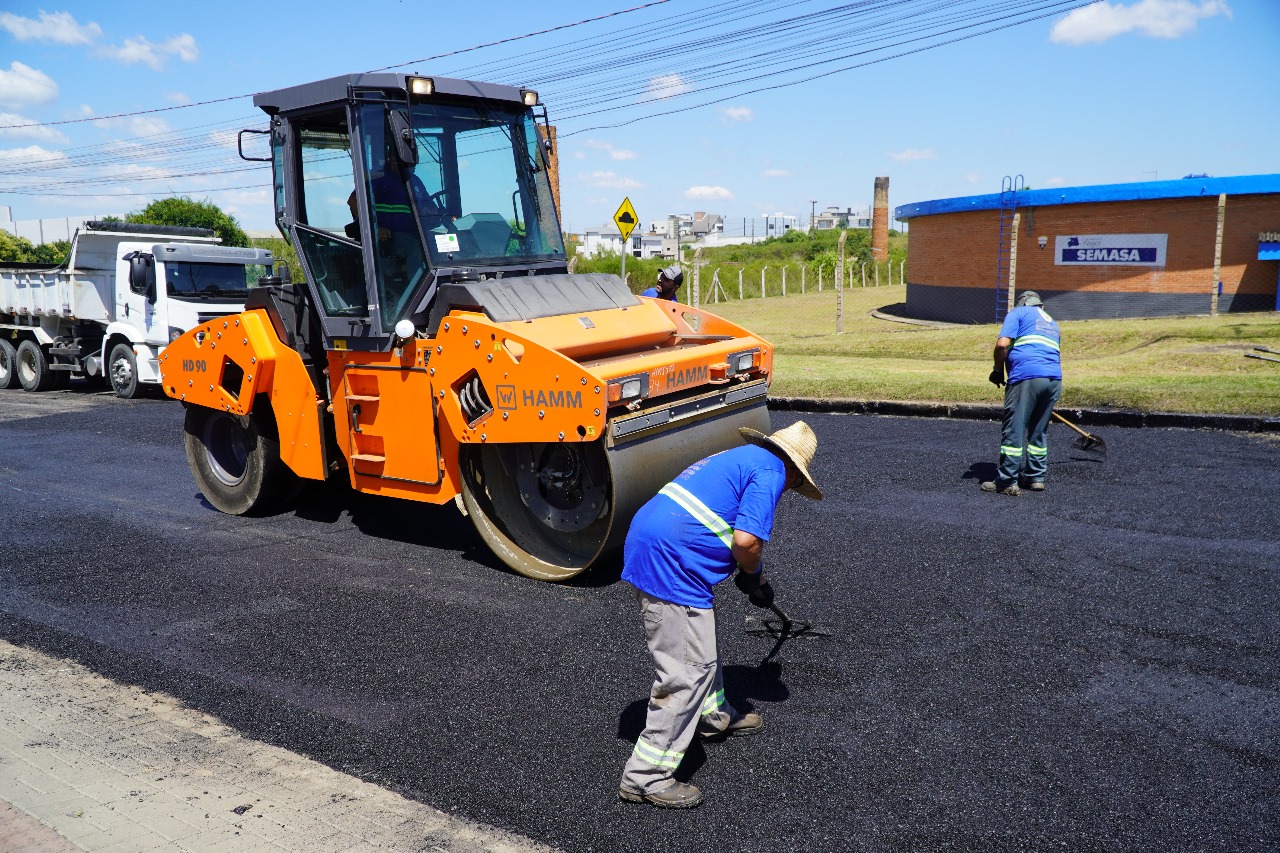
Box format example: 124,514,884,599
997,376,1063,485
620,588,733,795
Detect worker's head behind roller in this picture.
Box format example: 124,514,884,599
739,420,822,500
656,264,683,295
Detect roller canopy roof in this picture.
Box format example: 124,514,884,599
253,73,530,114
896,173,1280,220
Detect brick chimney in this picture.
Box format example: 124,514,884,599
871,176,889,260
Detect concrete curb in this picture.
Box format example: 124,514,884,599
769,397,1280,433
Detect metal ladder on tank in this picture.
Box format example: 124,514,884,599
994,174,1024,321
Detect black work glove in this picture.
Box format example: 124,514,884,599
734,570,774,609
988,368,1005,388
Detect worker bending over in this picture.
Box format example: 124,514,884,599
984,290,1063,495
619,421,823,808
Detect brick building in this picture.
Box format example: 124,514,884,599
895,174,1280,323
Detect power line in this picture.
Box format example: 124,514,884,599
0,0,674,132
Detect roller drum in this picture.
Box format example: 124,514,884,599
461,392,771,581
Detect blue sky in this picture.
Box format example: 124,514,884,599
0,0,1275,239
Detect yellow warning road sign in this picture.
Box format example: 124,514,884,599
613,197,638,242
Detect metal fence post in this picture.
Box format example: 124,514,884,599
782,266,788,297
692,247,702,309
861,263,866,288
875,264,880,287
818,264,824,291
801,266,806,294
836,231,847,334
761,266,768,298
738,268,744,300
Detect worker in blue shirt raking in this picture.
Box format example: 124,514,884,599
618,421,822,809
640,265,683,301
984,290,1063,496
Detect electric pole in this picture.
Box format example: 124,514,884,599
810,199,817,233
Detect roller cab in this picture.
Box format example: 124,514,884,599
161,72,773,580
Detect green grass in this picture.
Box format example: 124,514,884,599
709,285,1280,415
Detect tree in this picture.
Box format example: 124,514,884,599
126,197,249,247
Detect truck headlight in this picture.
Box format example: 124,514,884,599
169,326,185,343
409,77,435,96
521,89,539,106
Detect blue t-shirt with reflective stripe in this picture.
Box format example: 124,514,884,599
1000,305,1062,384
622,445,786,609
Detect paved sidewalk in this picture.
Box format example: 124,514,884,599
0,641,555,853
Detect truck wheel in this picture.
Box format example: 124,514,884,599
183,406,289,515
0,339,17,389
16,340,56,392
108,342,140,399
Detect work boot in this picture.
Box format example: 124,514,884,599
699,710,764,739
1024,480,1046,492
980,480,1020,496
619,781,704,809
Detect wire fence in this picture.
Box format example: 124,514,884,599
570,231,907,338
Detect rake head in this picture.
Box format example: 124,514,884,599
1072,432,1108,458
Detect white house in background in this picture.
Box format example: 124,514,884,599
813,205,871,230
579,222,664,258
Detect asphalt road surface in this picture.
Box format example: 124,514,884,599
1,385,1277,852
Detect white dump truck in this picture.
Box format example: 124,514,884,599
0,221,273,398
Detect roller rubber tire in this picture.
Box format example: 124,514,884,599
16,340,56,392
0,339,17,390
183,406,290,516
108,342,140,399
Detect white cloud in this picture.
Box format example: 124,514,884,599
571,151,587,160
1050,0,1231,45
0,145,67,166
1043,177,1067,187
761,169,791,178
577,170,644,190
0,62,58,109
165,92,190,105
0,113,68,144
584,139,638,161
684,185,734,201
887,148,936,164
96,33,199,70
93,115,172,137
645,73,691,101
719,106,753,123
0,11,102,44
964,171,981,185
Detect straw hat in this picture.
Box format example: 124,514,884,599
739,420,823,500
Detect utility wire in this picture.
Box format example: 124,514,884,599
0,0,673,131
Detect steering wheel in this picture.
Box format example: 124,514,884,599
425,190,449,214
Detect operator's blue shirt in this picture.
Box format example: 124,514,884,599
1000,305,1062,384
622,445,787,609
640,287,677,300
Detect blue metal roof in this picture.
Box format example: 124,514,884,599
895,173,1280,220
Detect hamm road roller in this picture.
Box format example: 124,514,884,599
160,73,772,580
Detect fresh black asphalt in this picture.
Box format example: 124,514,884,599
1,386,1277,852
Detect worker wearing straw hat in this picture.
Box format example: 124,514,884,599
618,421,822,809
